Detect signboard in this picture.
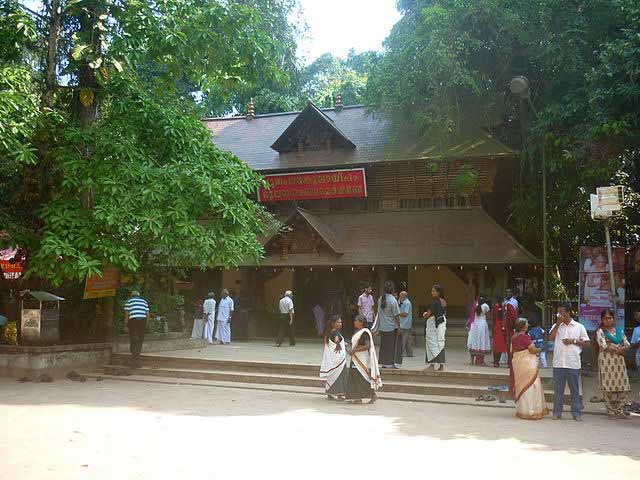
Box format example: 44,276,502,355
83,267,119,299
20,309,41,341
258,168,367,202
0,248,24,280
578,246,625,330
596,186,624,210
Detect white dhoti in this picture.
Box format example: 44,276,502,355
215,319,231,343
204,315,215,344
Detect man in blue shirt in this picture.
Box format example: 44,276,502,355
398,291,413,357
124,290,150,368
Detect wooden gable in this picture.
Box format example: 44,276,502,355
270,102,356,154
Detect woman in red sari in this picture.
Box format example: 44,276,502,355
510,319,549,420
492,295,506,367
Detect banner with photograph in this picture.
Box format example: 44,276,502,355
578,246,625,330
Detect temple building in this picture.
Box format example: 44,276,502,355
198,98,540,338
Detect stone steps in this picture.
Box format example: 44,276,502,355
101,363,556,402
105,352,558,403
111,352,542,387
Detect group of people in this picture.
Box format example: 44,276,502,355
320,314,382,403
358,280,447,371
466,289,521,367
193,289,235,345
511,303,639,421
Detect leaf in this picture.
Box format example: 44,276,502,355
71,44,91,61
111,59,123,73
88,57,103,69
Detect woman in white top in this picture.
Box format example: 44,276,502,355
467,294,492,366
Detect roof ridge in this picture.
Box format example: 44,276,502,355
202,104,367,122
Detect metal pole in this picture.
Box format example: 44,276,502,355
603,220,617,303
542,140,548,327
524,97,548,327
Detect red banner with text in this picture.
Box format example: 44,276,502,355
258,168,367,202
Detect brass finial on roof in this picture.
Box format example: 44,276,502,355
335,93,343,112
247,97,255,119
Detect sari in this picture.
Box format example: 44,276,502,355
319,331,347,396
510,332,548,420
346,328,382,399
425,299,446,364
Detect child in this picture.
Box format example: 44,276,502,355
630,308,640,378
528,317,547,368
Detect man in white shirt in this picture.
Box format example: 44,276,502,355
201,292,216,344
215,289,234,345
549,302,590,421
277,290,295,347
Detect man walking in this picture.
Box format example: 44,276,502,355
277,290,295,347
357,286,375,329
398,291,413,357
202,292,216,344
549,302,590,421
216,289,234,345
124,290,150,368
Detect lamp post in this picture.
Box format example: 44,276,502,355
510,76,548,326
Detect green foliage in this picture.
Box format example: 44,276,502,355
0,0,298,286
367,0,640,294
0,0,36,62
204,49,379,116
25,76,268,285
453,164,478,193
300,51,376,108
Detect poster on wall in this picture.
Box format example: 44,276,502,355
578,246,625,330
83,267,119,299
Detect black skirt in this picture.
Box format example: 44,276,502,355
346,365,373,399
326,367,348,395
378,330,402,366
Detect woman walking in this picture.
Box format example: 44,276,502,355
346,315,382,403
595,308,631,419
510,318,548,420
423,284,447,371
467,294,492,366
377,281,402,369
492,295,507,367
319,314,348,400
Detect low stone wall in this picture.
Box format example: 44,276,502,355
112,333,206,354
0,343,112,379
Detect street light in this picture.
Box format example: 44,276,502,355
510,76,548,326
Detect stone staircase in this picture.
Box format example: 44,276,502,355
99,353,556,402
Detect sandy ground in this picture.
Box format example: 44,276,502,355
1,378,639,480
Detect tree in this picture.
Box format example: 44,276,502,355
299,51,377,108
366,0,640,297
0,0,296,286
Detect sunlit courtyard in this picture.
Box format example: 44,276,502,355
2,378,638,479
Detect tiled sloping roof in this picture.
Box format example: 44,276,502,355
203,106,515,173
252,207,539,266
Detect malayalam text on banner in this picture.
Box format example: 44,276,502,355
258,168,367,202
83,267,119,299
